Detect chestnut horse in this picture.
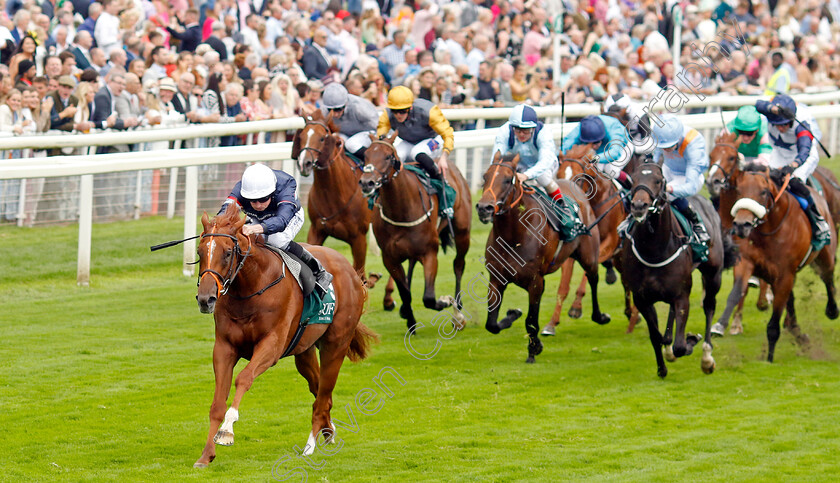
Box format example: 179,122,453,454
707,132,840,336
541,144,639,336
623,163,735,378
729,165,838,362
292,111,381,287
476,152,610,363
193,203,377,468
358,131,472,332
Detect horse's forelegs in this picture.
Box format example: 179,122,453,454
815,247,839,320
221,335,282,446
385,258,415,331
421,252,452,311
485,275,514,334
767,275,794,363
348,234,368,285
700,268,722,374
583,256,610,326
525,277,545,363
671,295,692,358
756,281,771,311
638,300,667,378
382,276,395,311
712,260,753,337
543,258,574,336
295,345,320,398
195,341,238,468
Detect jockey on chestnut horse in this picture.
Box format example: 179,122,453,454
194,163,377,468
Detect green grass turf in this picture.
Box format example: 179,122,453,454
3,164,840,481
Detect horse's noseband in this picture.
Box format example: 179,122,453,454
198,232,251,295
483,162,522,215
630,183,665,213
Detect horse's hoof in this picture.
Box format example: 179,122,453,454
826,304,839,320
701,342,715,374
657,367,668,379
193,459,210,468
605,269,617,285
485,321,501,334
437,295,455,309
710,323,725,337
729,324,743,336
593,313,611,325
530,339,544,356
541,325,556,336
497,309,521,330
452,310,466,331
525,355,536,364
663,345,677,362
384,300,396,311
214,430,234,446
686,333,702,346
399,304,412,320
568,307,582,319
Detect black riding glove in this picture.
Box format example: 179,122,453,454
780,165,796,176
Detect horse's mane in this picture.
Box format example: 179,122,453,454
742,162,769,173
214,202,243,229
564,144,592,160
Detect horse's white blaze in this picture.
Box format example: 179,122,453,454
708,164,720,178
730,197,767,219
220,407,238,434
303,431,317,456
208,226,216,267
564,166,573,180
641,169,652,175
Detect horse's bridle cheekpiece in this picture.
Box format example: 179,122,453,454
199,232,251,296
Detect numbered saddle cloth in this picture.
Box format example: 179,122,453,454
300,282,337,325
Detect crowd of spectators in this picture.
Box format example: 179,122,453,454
0,0,840,155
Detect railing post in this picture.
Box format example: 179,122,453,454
455,147,467,180
134,170,143,220
77,174,93,286
183,165,198,276
167,167,179,219
16,178,26,227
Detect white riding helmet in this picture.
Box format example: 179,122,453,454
604,93,631,112
240,163,277,199
322,83,349,109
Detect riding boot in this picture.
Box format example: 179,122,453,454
418,153,453,218
804,197,832,249
286,241,333,293
683,203,711,244
351,146,367,164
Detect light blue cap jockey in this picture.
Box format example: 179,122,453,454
653,115,683,149
651,114,709,199
492,104,560,195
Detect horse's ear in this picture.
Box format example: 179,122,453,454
368,132,376,142
388,129,399,143
224,202,239,216
492,150,501,163
511,153,521,168
318,134,337,165
291,130,301,159
233,214,247,231
201,212,211,232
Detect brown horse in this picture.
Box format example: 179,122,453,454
193,203,377,468
541,144,639,336
729,164,838,362
476,152,610,363
358,131,472,331
292,111,380,287
623,162,735,378
707,132,840,336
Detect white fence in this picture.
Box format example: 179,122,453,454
2,91,840,285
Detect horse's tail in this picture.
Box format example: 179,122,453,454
438,220,454,254
722,229,740,269
347,322,379,362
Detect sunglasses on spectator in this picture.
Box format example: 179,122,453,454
391,108,410,114
250,195,272,203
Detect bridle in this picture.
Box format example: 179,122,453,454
735,170,789,234
709,142,740,191
629,163,667,215
482,162,527,216
198,231,251,296
299,119,339,170
362,139,402,191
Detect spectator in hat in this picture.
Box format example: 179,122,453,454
14,58,35,89
47,75,79,133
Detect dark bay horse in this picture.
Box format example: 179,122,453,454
358,131,472,332
293,111,381,287
193,203,377,467
623,163,735,378
476,152,610,363
542,144,639,336
729,165,838,362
